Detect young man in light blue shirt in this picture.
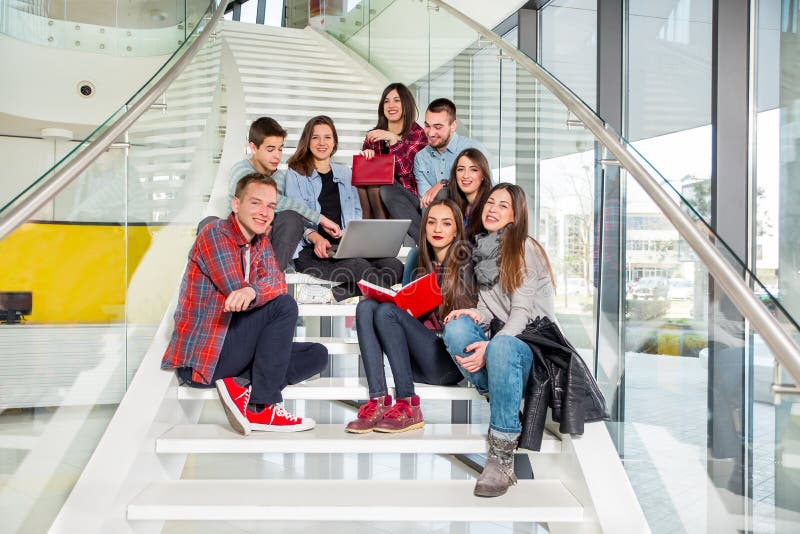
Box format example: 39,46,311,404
414,98,488,209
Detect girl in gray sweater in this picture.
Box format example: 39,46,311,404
442,183,556,498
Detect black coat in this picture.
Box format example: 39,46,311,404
491,316,608,451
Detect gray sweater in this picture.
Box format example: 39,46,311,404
474,239,556,338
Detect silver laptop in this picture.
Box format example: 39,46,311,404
330,219,411,259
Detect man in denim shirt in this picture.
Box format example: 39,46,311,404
414,99,488,209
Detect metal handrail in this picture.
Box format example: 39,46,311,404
0,0,230,241
432,0,800,386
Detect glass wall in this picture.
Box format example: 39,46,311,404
0,3,221,530
540,0,597,110
755,0,800,532
618,1,715,531
0,0,209,56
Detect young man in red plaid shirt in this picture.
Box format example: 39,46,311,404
162,173,328,435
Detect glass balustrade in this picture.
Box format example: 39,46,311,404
1,0,797,531
314,1,800,532
0,2,221,530
0,0,210,55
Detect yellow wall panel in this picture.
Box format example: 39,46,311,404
0,222,193,323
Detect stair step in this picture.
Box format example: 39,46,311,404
177,377,485,401
235,58,360,76
238,67,368,83
155,424,561,454
228,45,341,62
243,84,377,100
222,21,309,37
298,303,356,316
128,479,583,522
246,109,371,125
286,273,342,285
241,76,378,93
294,337,359,354
244,95,376,112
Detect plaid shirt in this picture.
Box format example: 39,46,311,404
161,213,286,384
362,122,427,197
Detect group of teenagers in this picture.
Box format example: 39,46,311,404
161,82,588,498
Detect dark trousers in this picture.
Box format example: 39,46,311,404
196,210,304,271
179,294,328,404
355,299,462,398
270,210,305,271
379,183,421,242
294,246,403,301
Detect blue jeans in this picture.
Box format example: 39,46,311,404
442,315,533,434
356,299,462,398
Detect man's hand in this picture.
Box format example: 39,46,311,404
443,308,481,324
420,182,445,209
319,215,342,238
366,129,401,146
360,149,376,160
224,286,256,313
455,340,488,373
308,232,331,258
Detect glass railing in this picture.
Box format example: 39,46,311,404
0,2,216,222
0,0,210,55
314,1,800,532
0,1,222,530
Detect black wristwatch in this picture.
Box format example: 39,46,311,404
439,179,449,186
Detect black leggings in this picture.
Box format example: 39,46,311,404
294,246,403,301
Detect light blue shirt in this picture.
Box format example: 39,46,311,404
413,133,488,196
284,162,362,258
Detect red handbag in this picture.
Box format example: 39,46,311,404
351,154,395,186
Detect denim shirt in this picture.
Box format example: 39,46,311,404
284,162,362,258
413,133,488,196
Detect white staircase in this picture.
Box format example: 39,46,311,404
125,36,224,223
222,21,386,167
51,21,648,534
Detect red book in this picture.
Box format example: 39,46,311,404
357,271,442,318
351,154,395,186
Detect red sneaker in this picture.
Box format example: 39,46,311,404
374,395,424,433
215,377,251,436
246,403,315,432
345,395,392,433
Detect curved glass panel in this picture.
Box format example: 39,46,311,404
0,2,222,530
314,1,800,532
0,1,215,220
0,0,210,55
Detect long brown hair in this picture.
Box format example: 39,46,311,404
448,148,492,240
373,83,418,138
482,183,555,293
287,115,338,177
414,199,477,317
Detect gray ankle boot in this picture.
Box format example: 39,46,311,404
474,430,519,497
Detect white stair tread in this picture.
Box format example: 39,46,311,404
244,95,375,111
294,337,359,354
286,273,341,285
177,377,485,401
298,303,356,316
156,424,561,454
128,479,583,522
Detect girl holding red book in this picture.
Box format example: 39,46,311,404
346,199,476,434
